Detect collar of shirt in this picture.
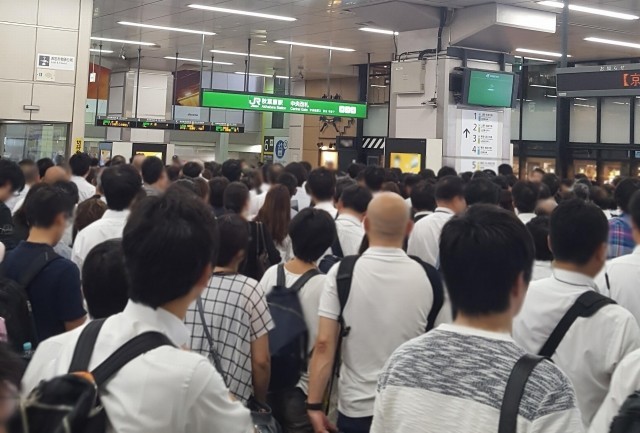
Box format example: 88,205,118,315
437,323,515,343
337,213,361,225
434,207,455,215
362,246,406,258
101,209,131,221
315,201,335,212
552,268,599,291
122,300,190,347
414,210,433,218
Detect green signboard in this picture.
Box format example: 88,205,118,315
201,89,368,119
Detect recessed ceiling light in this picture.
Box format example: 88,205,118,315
274,40,355,52
211,49,284,60
515,55,555,63
585,36,640,50
359,27,398,36
164,56,233,65
91,36,156,46
515,48,571,58
188,4,296,21
90,48,114,53
118,21,215,35
537,1,639,20
234,71,289,79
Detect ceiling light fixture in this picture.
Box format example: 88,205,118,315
188,4,296,21
584,36,640,50
164,56,233,65
90,36,156,46
515,55,555,63
359,27,398,36
516,48,571,58
118,21,215,35
90,48,114,53
545,94,558,98
370,84,388,88
530,84,556,89
234,71,289,79
537,1,639,20
274,40,355,52
211,49,284,60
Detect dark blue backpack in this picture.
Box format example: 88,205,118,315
267,265,320,392
318,236,344,274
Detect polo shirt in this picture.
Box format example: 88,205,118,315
335,214,365,257
532,260,553,281
517,212,537,224
3,242,86,341
513,269,640,426
318,247,452,418
314,201,338,219
71,209,130,270
407,207,455,267
597,246,640,325
71,175,96,202
22,301,253,433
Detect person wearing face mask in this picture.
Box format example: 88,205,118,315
223,182,281,281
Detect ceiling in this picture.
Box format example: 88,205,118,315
90,0,640,78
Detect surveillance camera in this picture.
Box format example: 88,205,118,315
316,142,323,149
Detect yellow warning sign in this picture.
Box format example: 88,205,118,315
74,138,83,153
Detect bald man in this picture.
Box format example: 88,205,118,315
43,166,70,184
306,193,451,433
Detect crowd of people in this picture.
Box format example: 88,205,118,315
1,154,640,433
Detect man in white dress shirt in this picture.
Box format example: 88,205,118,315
335,185,373,256
250,163,283,216
22,189,253,433
408,176,466,267
285,162,311,211
512,181,540,224
69,153,96,202
72,164,141,270
7,160,39,212
308,167,337,218
513,199,640,427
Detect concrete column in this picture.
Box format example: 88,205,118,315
215,133,229,162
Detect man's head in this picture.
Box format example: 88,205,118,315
307,168,336,203
82,239,129,319
130,154,145,172
549,199,608,277
402,174,422,198
223,181,250,217
276,172,298,197
364,192,411,247
437,166,457,179
435,175,466,214
528,167,545,183
541,173,560,197
338,185,373,218
465,178,500,206
69,153,92,178
36,158,54,179
440,205,534,318
0,160,25,202
141,156,169,192
101,164,142,211
18,160,39,186
335,177,357,202
215,214,249,268
284,162,308,187
512,181,540,214
347,163,366,180
290,208,336,262
221,159,243,182
615,177,640,214
109,155,127,167
411,181,437,213
123,189,218,309
24,184,75,243
42,166,69,184
526,216,553,262
209,177,229,208
182,161,203,179
363,166,385,192
53,180,79,205
263,163,284,185
498,164,514,176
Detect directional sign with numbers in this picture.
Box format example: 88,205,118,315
460,110,499,158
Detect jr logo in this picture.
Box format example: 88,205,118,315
249,97,261,108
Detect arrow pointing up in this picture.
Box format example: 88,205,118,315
463,128,470,138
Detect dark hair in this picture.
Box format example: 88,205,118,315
277,172,298,197
591,186,616,211
255,185,291,244
411,181,437,212
492,175,509,191
460,171,473,183
541,173,560,197
440,204,534,315
420,169,437,181
285,162,308,187
123,190,218,308
538,183,552,201
629,190,640,232
166,165,181,182
73,197,107,241
403,174,422,193
209,177,229,208
341,185,373,214
101,165,142,211
36,158,55,179
171,179,200,197
19,159,39,184
498,164,514,176
0,160,25,194
222,159,243,182
300,161,312,174
615,178,640,214
224,181,250,215
550,199,608,265
69,153,91,177
141,156,165,185
335,177,357,202
347,163,366,180
381,181,401,195
437,166,457,179
527,216,553,262
465,178,500,206
109,155,127,167
289,208,336,262
363,166,385,192
216,214,249,267
573,183,591,202
263,163,283,184
482,169,497,178
53,180,79,205
532,167,546,176
512,181,540,213
205,161,222,178
182,161,203,179
307,168,336,201
24,184,74,228
192,178,209,201
435,175,464,201
82,239,129,319
499,189,514,213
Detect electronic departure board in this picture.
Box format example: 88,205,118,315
140,120,174,130
176,121,208,132
95,117,244,133
99,118,139,128
557,63,640,97
214,124,245,133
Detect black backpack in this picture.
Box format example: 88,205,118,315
10,319,173,433
0,248,60,353
318,236,344,274
610,391,640,433
266,264,320,392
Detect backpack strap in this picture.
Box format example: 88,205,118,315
409,256,444,332
68,319,108,373
336,255,360,335
17,247,60,288
195,296,227,384
538,290,616,358
331,215,344,258
276,264,286,288
498,354,546,433
289,269,321,293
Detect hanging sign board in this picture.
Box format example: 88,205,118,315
557,63,640,97
460,110,499,158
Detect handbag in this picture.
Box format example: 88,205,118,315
255,222,271,279
196,298,282,433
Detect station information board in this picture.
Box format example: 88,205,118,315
201,89,368,119
96,117,244,133
557,63,640,97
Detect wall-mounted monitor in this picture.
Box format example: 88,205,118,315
462,69,519,108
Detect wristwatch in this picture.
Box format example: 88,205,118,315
306,402,324,411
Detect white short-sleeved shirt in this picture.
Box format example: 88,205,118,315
314,201,338,219
595,246,640,325
532,260,553,281
71,209,129,270
318,247,451,418
22,301,253,433
335,214,365,257
407,207,455,267
293,187,311,211
518,212,537,224
513,269,640,427
260,265,328,394
71,175,97,202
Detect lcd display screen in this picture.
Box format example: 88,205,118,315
465,70,517,108
390,152,422,174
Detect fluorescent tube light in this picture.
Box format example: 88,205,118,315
118,21,215,35
530,84,556,89
211,50,284,60
90,48,114,53
164,56,233,65
516,48,571,58
585,37,640,50
274,40,355,52
188,5,296,21
538,1,639,20
234,72,289,79
359,27,398,36
90,37,156,46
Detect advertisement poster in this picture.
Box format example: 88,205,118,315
390,152,421,174
274,137,289,164
174,71,201,107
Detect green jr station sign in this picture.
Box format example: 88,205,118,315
201,89,368,119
